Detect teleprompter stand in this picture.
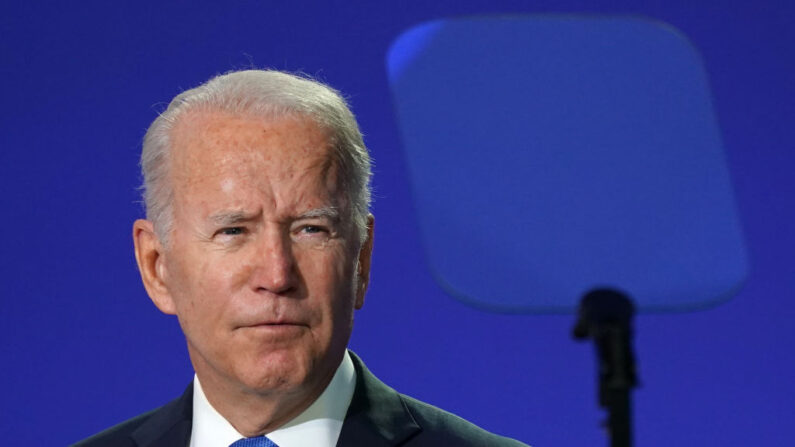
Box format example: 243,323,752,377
573,289,639,447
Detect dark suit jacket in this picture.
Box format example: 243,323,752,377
72,352,528,447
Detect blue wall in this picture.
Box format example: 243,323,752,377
1,1,793,445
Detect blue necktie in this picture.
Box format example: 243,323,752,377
229,436,279,447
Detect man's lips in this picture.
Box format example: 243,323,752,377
237,322,307,339
240,320,308,329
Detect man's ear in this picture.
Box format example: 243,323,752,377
355,214,375,310
133,219,177,315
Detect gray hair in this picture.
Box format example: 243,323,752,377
140,69,372,244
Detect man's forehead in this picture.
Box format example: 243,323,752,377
169,110,338,177
173,109,330,152
168,109,348,213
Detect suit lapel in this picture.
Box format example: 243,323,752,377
123,354,419,447
337,352,421,447
130,383,193,447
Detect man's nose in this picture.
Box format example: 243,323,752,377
249,228,297,294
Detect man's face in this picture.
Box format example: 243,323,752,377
146,111,371,399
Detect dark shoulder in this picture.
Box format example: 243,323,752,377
398,393,530,447
70,408,158,447
344,351,530,447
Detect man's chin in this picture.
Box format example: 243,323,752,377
235,350,316,395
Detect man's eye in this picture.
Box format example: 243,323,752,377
220,227,245,236
301,225,325,234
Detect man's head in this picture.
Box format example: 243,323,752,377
131,70,374,429
141,70,372,245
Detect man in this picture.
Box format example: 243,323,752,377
74,70,528,447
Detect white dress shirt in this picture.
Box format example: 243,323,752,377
189,351,357,447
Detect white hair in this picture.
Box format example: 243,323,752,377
140,70,372,244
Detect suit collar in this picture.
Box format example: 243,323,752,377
337,351,421,446
125,352,420,447
130,383,193,447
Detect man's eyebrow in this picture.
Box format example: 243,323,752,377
296,206,340,221
206,207,340,225
208,210,259,226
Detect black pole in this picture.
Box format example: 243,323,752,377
573,288,638,447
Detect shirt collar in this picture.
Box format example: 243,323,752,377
190,350,357,447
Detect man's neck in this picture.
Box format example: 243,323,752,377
194,357,341,437
191,351,357,447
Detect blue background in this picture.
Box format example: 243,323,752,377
1,1,793,445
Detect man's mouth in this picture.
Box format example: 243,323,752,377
241,319,307,331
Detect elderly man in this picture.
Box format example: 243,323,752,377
74,70,527,447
